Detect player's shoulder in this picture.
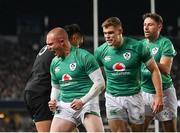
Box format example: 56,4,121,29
158,35,172,44
51,56,60,64
76,47,93,56
124,36,144,48
139,37,146,43
95,42,108,52
98,42,108,48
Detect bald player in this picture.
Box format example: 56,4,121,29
47,27,105,132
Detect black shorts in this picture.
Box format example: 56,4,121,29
24,90,53,122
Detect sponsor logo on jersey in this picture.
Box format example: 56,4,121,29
152,47,159,55
113,63,125,71
69,63,76,71
38,46,47,56
123,52,131,60
62,74,72,81
55,67,60,72
104,56,111,61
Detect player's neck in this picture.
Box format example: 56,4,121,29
64,43,71,57
147,34,160,43
114,37,124,49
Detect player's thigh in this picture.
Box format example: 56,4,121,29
108,119,130,132
127,94,145,132
143,116,154,131
80,102,103,132
141,91,156,119
83,113,104,132
130,123,144,132
105,93,128,121
35,120,52,132
164,86,178,111
161,119,177,132
127,93,145,125
156,86,178,121
50,117,76,132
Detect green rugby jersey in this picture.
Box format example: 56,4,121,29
95,37,152,96
50,46,99,102
141,35,177,94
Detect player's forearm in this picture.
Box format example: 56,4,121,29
151,67,163,97
50,84,60,100
80,68,105,104
80,82,105,104
146,59,163,97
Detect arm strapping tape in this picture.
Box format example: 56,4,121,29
50,84,60,100
80,68,105,104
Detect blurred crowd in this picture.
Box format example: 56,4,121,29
0,37,38,100
0,112,36,132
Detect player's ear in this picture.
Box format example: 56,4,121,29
72,34,77,41
118,27,123,34
158,24,162,30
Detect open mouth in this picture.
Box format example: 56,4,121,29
144,32,150,35
107,40,112,43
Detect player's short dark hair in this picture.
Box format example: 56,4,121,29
102,17,122,28
143,13,163,25
64,24,83,39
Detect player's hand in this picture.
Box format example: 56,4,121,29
152,95,163,114
70,99,84,110
48,99,57,112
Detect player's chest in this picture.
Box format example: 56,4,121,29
102,50,140,70
149,45,162,61
53,61,83,79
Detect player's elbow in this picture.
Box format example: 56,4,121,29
160,68,170,75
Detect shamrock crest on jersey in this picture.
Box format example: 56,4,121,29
55,67,60,72
69,63,76,71
113,63,125,71
62,74,72,81
152,47,159,55
123,52,131,60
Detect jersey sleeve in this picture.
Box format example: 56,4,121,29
84,53,100,75
162,39,177,57
140,42,153,64
94,48,103,67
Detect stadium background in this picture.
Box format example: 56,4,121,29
0,0,180,131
